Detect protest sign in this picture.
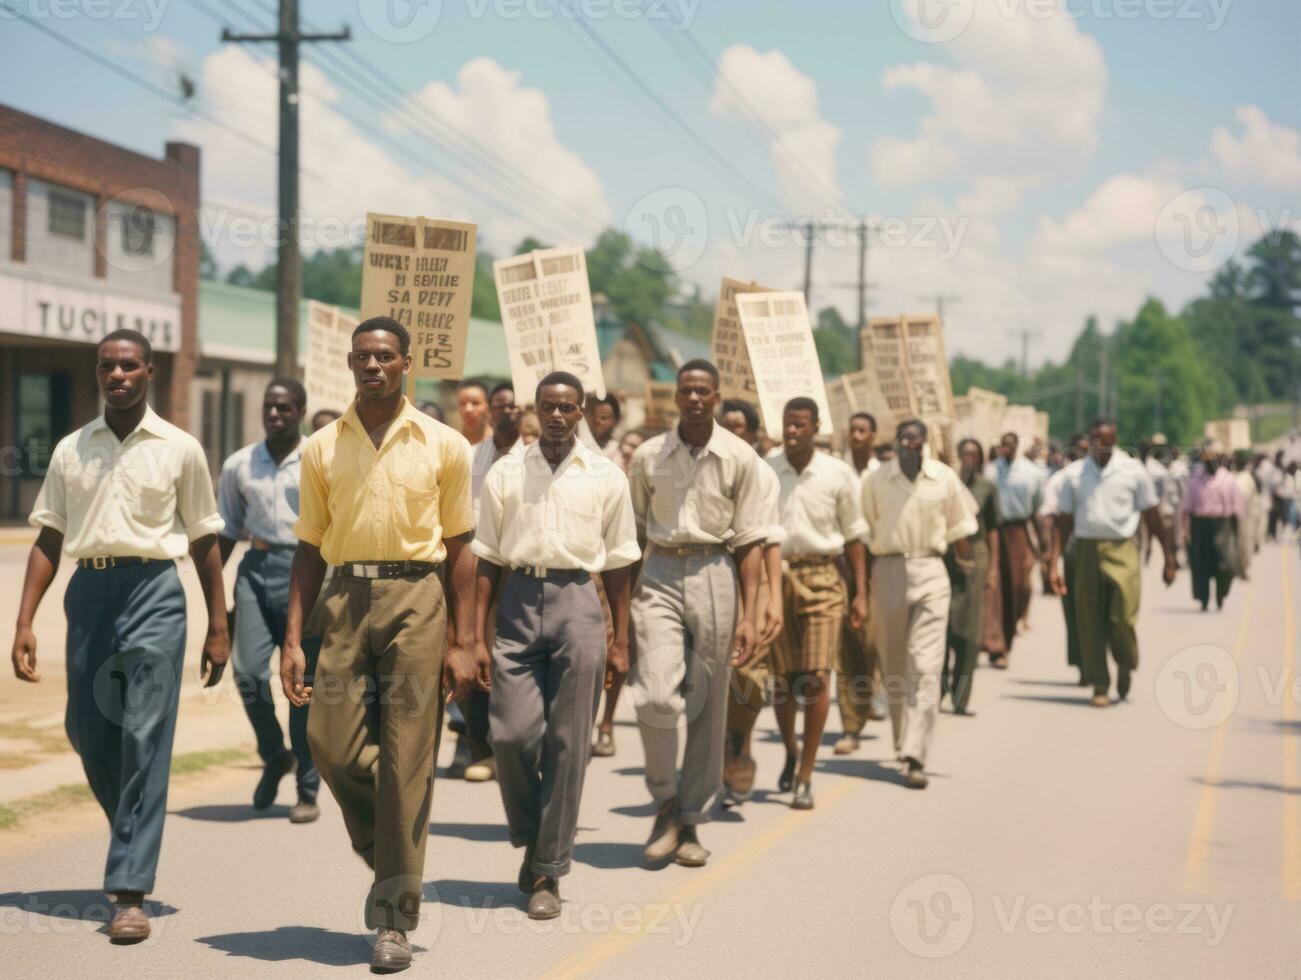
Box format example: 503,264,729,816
304,300,358,415
643,380,679,431
710,277,774,406
734,290,831,440
495,245,606,400
1203,418,1250,451
360,212,477,380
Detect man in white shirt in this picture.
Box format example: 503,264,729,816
473,371,639,919
12,329,229,943
768,399,867,809
1048,419,1176,706
861,419,978,789
837,411,885,751
984,432,1044,666
628,360,765,868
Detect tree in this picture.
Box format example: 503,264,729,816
1246,230,1301,311
471,252,500,321
200,241,218,280
812,306,857,376
1109,298,1214,445
226,264,257,288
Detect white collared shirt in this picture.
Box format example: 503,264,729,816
769,450,867,558
1056,450,1158,540
472,439,641,573
30,405,224,559
860,457,978,556
628,423,767,549
985,455,1044,522
756,454,785,547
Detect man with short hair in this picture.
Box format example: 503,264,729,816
12,329,229,943
717,399,784,806
628,360,765,867
861,419,977,789
769,398,867,809
218,378,319,823
585,393,624,461
473,371,639,919
1048,419,1176,707
310,408,342,432
457,378,490,446
281,316,479,972
984,431,1043,666
837,410,885,751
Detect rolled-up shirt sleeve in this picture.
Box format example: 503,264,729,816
178,440,225,542
293,436,329,547
859,474,879,548
600,471,642,570
628,448,650,540
217,454,248,541
728,451,766,549
836,465,868,543
1134,471,1159,513
943,474,980,544
28,441,69,534
470,464,508,567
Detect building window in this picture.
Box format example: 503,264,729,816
15,373,71,478
47,189,87,240
121,205,155,257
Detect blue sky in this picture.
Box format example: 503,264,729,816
2,0,1298,364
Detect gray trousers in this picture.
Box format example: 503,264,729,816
488,569,606,879
628,549,738,825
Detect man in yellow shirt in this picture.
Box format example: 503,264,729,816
279,316,479,973
11,329,229,944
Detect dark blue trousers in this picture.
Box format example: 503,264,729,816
64,561,186,896
233,548,319,799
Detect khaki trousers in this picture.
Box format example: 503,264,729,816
836,599,879,736
725,579,772,739
307,571,447,932
1072,538,1140,698
871,555,950,767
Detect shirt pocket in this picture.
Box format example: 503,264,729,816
694,489,733,539
560,489,603,565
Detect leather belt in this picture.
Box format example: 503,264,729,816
337,560,440,580
250,537,294,551
876,550,943,560
785,554,838,568
652,543,726,559
77,556,151,570
514,565,588,579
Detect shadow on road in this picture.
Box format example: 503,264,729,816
816,757,946,785
1011,678,1087,688
608,801,660,817
572,841,646,870
1191,776,1301,796
424,879,518,910
0,890,177,928
429,821,511,842
173,804,291,822
196,926,376,966
1003,693,1098,708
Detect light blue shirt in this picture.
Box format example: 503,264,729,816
985,456,1044,523
218,440,303,546
1056,450,1159,541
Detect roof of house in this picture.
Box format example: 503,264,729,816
198,280,511,379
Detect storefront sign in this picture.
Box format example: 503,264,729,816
0,270,180,351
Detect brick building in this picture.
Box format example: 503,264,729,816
0,105,200,520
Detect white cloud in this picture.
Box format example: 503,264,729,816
1211,105,1301,191
1030,174,1184,255
710,45,843,213
175,48,609,275
870,3,1106,186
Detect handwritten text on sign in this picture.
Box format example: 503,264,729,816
360,212,476,379
735,291,831,440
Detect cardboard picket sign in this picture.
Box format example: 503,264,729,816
734,290,831,440
1001,404,1038,456
494,246,606,401
710,277,776,407
1203,418,1250,451
360,212,477,380
304,300,359,416
955,386,1008,452
642,379,679,432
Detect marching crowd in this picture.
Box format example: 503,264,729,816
9,318,1292,972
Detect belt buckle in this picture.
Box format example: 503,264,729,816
92,556,108,570
531,565,546,578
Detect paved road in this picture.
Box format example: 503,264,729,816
2,540,1299,978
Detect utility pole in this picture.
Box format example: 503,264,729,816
830,219,876,365
1008,326,1043,379
1074,360,1084,433
1098,342,1109,420
222,0,349,377
1153,374,1163,434
919,292,960,322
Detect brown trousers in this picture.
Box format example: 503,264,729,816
307,570,447,932
995,521,1034,654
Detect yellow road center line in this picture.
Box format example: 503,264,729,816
1281,543,1300,901
544,777,861,980
1184,573,1254,893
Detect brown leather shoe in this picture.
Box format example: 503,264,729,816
527,878,562,920
108,900,150,944
371,928,411,973
289,797,320,824
723,747,756,803
1090,694,1110,708
592,729,615,757
903,759,929,790
643,798,680,865
833,734,860,755
674,826,710,867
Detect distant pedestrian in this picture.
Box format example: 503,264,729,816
457,378,490,446
944,438,999,716
11,329,229,943
984,432,1044,666
1039,433,1090,684
1182,449,1245,611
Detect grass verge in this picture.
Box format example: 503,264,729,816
0,747,250,830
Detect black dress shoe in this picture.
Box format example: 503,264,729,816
371,928,411,973
254,750,295,811
1117,668,1132,701
778,755,797,793
527,879,562,920
791,780,814,810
